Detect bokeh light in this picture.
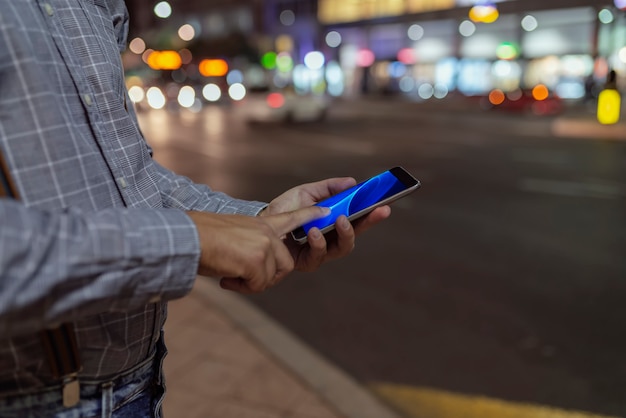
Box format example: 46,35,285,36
532,84,550,101
304,51,325,71
154,1,172,19
202,84,222,102
496,42,520,60
276,53,294,73
267,93,285,109
325,62,343,85
493,60,511,77
179,49,193,65
177,86,196,108
147,51,182,70
326,31,342,48
489,89,506,105
142,49,153,64
356,49,375,68
128,86,145,103
459,20,476,37
261,52,278,70
397,48,416,65
434,84,449,99
199,59,229,77
408,24,424,41
146,87,166,109
469,4,499,24
280,10,296,26
399,77,416,93
129,38,146,55
418,83,434,100
228,83,246,101
178,24,195,41
598,9,614,24
619,47,626,64
227,70,244,86
276,35,294,53
388,62,407,78
521,15,538,32
507,89,523,101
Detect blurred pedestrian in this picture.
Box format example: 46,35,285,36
605,69,618,91
0,1,390,417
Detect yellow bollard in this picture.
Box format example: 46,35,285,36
597,88,621,125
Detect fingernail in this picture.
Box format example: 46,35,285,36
321,207,331,216
310,228,322,240
340,217,351,230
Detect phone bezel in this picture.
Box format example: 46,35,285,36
290,166,420,244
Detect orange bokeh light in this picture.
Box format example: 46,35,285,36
532,84,549,101
199,59,229,77
489,89,506,106
146,50,182,71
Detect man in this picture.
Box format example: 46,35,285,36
0,1,390,417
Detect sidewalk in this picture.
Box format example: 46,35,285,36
346,95,626,141
162,277,402,418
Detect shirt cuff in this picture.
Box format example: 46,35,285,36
116,208,201,306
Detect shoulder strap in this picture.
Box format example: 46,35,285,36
0,151,18,198
0,150,82,406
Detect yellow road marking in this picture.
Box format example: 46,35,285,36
370,383,621,418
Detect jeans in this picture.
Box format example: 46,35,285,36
0,335,168,418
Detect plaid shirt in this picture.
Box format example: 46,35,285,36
0,0,265,395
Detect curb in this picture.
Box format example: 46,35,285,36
193,276,403,418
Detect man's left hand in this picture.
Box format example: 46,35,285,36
261,177,391,272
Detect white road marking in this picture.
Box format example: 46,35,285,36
519,178,625,199
511,150,573,166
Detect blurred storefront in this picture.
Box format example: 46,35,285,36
122,0,625,110
258,0,625,102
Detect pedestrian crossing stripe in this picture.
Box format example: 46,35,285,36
370,383,620,418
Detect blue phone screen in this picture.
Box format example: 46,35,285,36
300,170,406,234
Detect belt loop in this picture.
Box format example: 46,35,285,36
62,374,80,408
101,382,113,418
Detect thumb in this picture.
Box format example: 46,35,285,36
265,206,331,237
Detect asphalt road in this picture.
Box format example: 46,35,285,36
140,98,626,417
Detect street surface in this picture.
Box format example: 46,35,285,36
139,98,626,418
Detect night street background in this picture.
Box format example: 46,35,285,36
139,98,626,417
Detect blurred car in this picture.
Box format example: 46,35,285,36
478,88,565,116
239,87,329,123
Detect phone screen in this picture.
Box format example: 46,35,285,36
292,167,419,242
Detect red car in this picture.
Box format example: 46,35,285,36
480,87,564,116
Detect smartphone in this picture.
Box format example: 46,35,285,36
291,166,420,244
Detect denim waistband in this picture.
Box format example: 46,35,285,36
0,352,157,415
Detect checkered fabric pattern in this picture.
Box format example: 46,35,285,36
0,0,266,395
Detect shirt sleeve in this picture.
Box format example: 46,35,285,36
149,160,269,216
0,198,200,338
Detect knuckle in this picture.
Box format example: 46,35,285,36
252,239,273,259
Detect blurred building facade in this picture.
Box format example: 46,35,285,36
123,0,626,108
257,0,624,99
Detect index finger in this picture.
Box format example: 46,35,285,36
264,206,331,237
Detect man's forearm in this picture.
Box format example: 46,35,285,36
0,199,200,337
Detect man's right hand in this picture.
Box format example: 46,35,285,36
186,206,329,294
